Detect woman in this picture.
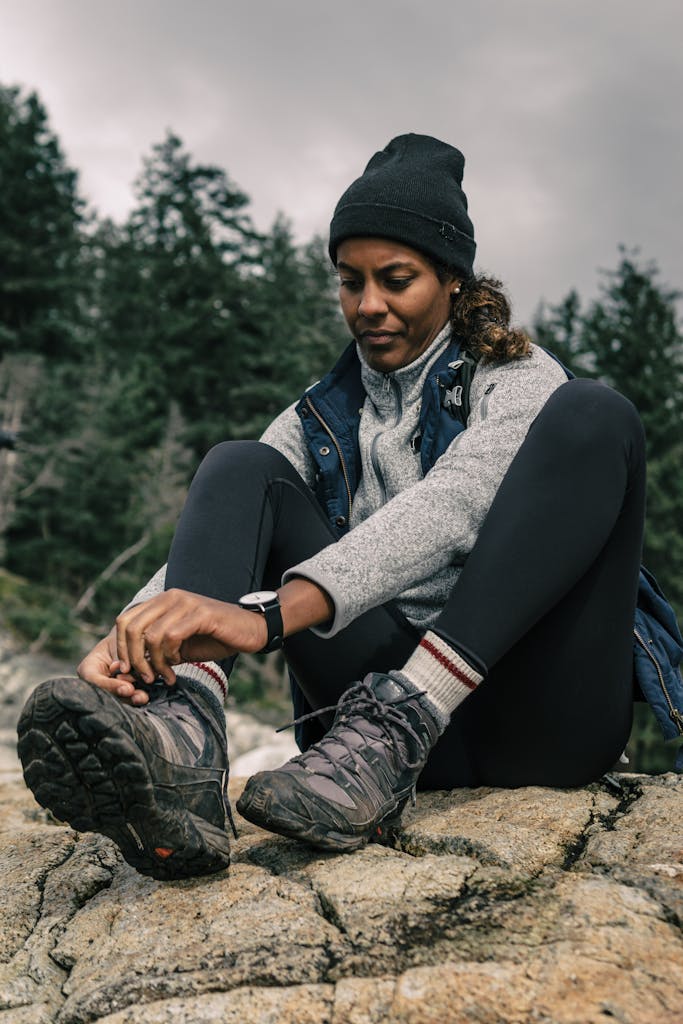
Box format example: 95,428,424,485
18,134,645,879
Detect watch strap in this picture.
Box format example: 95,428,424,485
260,600,284,653
239,592,284,653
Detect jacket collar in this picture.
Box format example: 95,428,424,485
357,323,453,412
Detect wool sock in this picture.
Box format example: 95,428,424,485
394,630,484,730
173,660,228,713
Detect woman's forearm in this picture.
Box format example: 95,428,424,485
278,577,334,637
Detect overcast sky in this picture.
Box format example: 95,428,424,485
1,0,681,325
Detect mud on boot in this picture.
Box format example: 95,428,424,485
237,672,441,852
17,676,233,880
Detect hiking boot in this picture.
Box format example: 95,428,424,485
236,672,441,852
17,676,232,880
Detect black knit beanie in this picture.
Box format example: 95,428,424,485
329,134,476,277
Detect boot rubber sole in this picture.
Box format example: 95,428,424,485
17,677,231,880
236,776,405,853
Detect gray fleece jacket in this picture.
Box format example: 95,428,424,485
126,331,568,637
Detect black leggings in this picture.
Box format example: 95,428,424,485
166,379,646,789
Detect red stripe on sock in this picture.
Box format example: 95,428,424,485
192,662,228,702
419,638,479,691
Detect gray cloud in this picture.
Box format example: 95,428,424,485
1,0,681,323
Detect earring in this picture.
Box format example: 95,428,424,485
451,285,461,296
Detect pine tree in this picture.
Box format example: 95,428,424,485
0,84,93,588
229,217,348,439
94,133,259,459
0,86,86,359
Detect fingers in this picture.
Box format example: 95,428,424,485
142,640,178,687
108,662,154,704
115,606,147,679
114,589,258,684
115,590,202,685
110,676,152,706
77,592,247,707
76,649,151,705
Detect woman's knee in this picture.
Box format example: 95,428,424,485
535,379,645,457
188,441,300,506
196,439,295,482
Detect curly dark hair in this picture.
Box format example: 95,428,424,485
434,266,531,364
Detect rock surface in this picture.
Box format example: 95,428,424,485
2,629,682,1022
0,770,681,1024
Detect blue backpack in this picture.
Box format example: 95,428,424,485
633,567,683,766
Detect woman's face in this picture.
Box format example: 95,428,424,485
336,238,460,373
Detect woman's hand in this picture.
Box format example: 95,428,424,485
77,628,153,705
114,589,268,687
78,580,332,705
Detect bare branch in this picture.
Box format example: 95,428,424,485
74,531,153,615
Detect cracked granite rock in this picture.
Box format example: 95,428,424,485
0,770,681,1024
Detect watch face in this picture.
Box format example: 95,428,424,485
239,590,278,608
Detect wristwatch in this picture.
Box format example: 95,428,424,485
237,590,284,653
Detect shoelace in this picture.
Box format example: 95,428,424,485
276,679,429,778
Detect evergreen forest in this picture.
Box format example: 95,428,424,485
1,85,681,771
